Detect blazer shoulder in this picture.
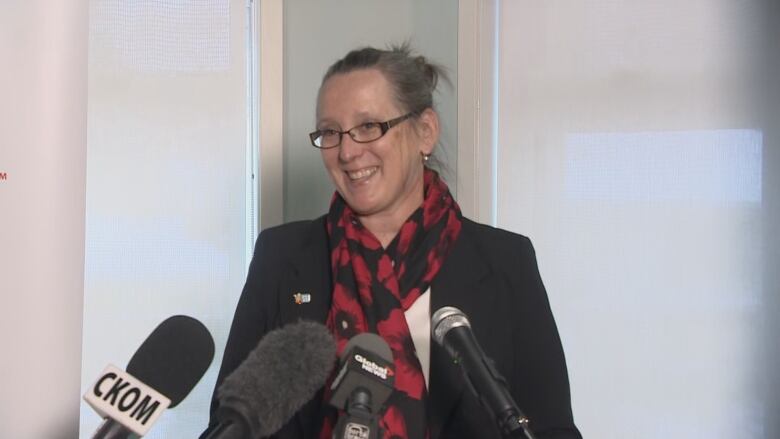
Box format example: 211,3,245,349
460,217,535,261
243,215,329,317
254,215,328,258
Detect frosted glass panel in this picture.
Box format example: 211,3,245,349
80,0,249,437
565,130,762,203
494,1,777,438
90,0,231,72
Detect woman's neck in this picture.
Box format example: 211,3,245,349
360,215,407,248
358,180,424,248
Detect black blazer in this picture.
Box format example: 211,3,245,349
202,216,582,439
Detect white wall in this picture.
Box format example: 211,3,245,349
487,1,780,437
0,1,88,438
757,2,780,437
79,1,251,437
282,0,459,222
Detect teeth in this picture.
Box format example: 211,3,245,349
347,167,378,180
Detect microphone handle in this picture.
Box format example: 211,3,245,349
333,414,379,439
92,418,137,439
444,326,536,439
333,387,379,439
202,421,246,439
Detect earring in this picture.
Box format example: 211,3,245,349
421,152,430,163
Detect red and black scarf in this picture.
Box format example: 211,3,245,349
319,168,462,439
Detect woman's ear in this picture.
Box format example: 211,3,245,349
416,108,440,156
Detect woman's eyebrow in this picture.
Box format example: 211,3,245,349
316,111,379,129
353,111,380,120
315,117,339,129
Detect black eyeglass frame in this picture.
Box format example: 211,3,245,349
308,111,418,149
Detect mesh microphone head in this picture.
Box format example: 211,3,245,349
126,315,215,408
217,320,337,438
431,306,471,346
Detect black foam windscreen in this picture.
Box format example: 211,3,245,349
216,320,337,438
126,315,215,407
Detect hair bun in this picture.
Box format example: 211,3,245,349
415,55,438,92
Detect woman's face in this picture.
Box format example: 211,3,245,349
317,68,437,220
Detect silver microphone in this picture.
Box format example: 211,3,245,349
432,306,536,439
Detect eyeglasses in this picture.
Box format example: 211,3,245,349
309,112,416,149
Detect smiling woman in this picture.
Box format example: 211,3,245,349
202,45,582,439
316,68,437,247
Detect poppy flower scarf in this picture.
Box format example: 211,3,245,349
319,168,462,439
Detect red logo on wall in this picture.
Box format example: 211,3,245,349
0,172,7,181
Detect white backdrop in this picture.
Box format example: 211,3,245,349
492,1,779,438
79,0,251,437
0,1,88,438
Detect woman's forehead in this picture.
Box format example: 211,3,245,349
317,69,400,119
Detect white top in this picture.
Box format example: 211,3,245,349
404,287,431,388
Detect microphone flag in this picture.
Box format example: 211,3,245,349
83,364,171,437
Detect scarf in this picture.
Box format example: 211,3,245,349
320,168,462,439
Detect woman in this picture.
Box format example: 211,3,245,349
203,45,582,439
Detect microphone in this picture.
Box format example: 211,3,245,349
84,315,215,438
329,332,395,439
205,320,337,439
431,307,537,439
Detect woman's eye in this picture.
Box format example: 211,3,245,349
321,129,339,137
355,122,380,134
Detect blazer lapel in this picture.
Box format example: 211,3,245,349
277,218,332,326
275,218,334,438
428,221,491,439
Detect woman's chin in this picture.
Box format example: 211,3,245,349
344,198,380,216
340,183,381,213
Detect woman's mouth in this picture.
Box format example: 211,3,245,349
346,166,378,181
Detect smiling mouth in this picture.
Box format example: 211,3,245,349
346,166,378,181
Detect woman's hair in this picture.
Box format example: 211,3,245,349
321,42,449,115
320,43,451,173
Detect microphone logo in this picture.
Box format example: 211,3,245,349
353,354,394,380
345,422,371,439
84,365,172,436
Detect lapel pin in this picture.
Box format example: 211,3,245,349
293,292,312,305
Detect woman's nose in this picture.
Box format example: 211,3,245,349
338,133,364,162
